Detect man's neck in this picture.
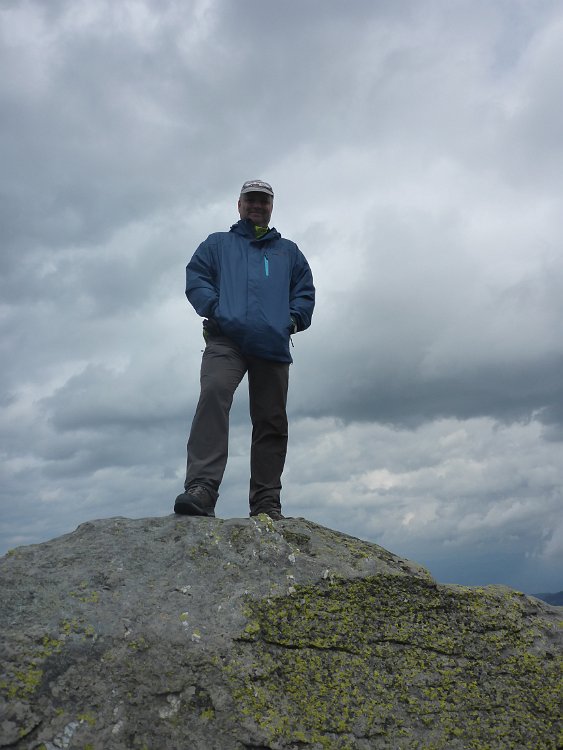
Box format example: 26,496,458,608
254,225,269,239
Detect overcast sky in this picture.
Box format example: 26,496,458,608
1,0,562,594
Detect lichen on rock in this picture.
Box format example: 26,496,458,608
230,575,562,749
0,515,561,749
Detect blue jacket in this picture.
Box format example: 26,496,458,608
186,219,315,363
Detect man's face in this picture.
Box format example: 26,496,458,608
238,191,274,226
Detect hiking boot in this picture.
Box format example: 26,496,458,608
249,508,285,521
174,485,216,517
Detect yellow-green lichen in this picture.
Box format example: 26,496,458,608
279,529,309,550
70,584,100,604
226,575,562,749
200,707,215,721
0,620,96,701
127,637,150,652
252,513,277,532
67,580,100,603
0,634,63,700
242,620,261,638
77,711,96,727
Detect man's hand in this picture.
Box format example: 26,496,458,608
203,318,221,342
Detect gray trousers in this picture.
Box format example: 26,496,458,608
184,336,290,513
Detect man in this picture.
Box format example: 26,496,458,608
174,179,315,520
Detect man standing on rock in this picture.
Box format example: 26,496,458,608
174,179,315,521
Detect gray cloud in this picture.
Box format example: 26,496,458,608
1,0,562,595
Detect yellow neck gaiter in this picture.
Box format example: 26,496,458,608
254,225,269,239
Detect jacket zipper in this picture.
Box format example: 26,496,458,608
264,254,269,277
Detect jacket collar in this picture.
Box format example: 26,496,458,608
230,219,280,241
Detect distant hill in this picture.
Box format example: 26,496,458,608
534,590,563,606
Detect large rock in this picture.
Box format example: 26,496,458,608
0,515,561,749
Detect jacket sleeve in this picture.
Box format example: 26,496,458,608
289,246,315,332
185,237,219,318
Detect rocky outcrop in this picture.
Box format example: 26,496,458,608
1,515,561,749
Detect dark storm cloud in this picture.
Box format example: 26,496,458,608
295,353,563,427
1,0,561,594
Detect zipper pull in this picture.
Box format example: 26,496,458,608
264,254,269,277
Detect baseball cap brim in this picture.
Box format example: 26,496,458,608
240,180,274,197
